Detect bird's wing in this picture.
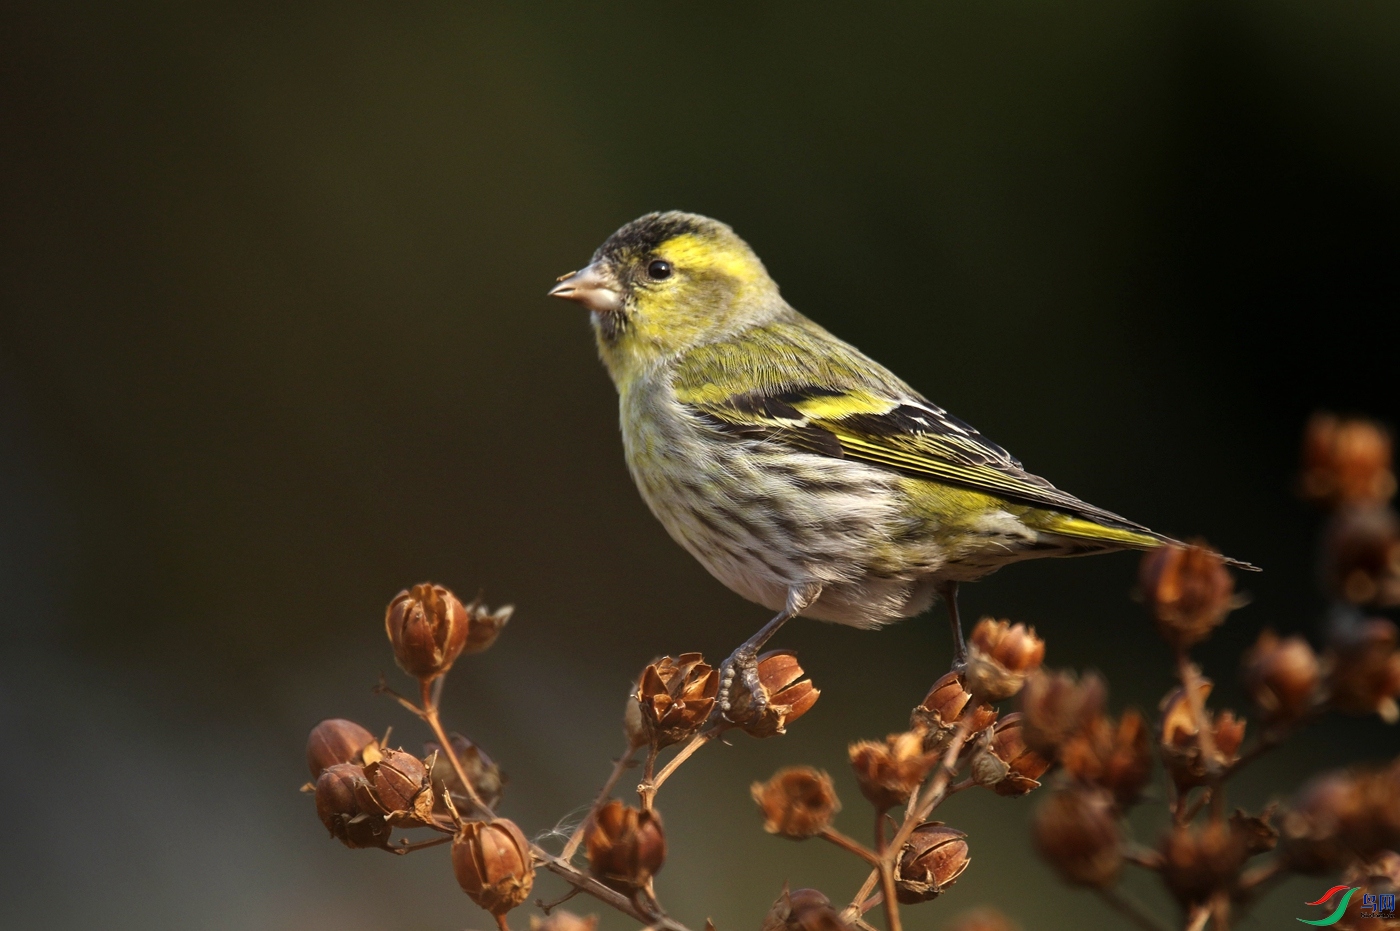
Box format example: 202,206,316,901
672,320,1154,532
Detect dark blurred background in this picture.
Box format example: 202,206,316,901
2,2,1397,929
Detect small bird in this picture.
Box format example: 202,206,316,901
551,211,1251,713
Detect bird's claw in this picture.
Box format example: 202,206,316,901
716,646,765,723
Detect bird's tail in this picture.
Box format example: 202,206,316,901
1035,513,1260,571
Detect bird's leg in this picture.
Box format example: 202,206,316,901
717,584,821,721
937,580,967,668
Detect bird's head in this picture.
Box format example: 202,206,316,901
550,211,782,385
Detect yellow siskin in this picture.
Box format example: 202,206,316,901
550,211,1253,713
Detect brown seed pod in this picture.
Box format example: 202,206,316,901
584,800,666,893
760,886,853,931
1139,543,1237,651
1322,506,1400,607
425,732,506,810
452,818,535,916
1279,769,1367,874
970,713,1051,797
1019,668,1107,757
964,619,1045,701
1326,616,1400,722
751,767,842,839
1061,709,1153,808
849,731,932,811
314,763,393,849
385,583,472,680
893,822,971,903
727,650,820,738
305,718,378,779
1241,629,1321,726
529,912,599,931
910,671,999,753
633,653,719,748
1301,413,1396,509
462,600,513,655
1158,680,1246,790
1159,821,1248,906
1031,787,1122,888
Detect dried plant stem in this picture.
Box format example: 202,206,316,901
646,729,719,801
1096,887,1171,931
1123,844,1164,871
537,851,693,931
842,714,975,922
818,826,880,866
418,678,491,815
1184,904,1210,931
388,835,453,854
561,747,637,861
1174,654,1222,784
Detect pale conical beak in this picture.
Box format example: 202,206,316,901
548,263,621,314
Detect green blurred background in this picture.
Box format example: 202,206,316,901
2,2,1397,929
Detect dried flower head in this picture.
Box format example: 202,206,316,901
1301,413,1396,509
1061,709,1153,808
1341,763,1400,860
1159,821,1248,906
911,671,999,753
530,912,599,931
634,653,719,748
385,583,472,680
1241,629,1321,726
1158,680,1246,789
964,618,1045,701
462,599,513,654
425,732,506,810
1279,770,1366,874
1020,668,1107,757
1031,787,1122,887
1327,616,1400,722
1139,543,1237,651
306,718,379,780
726,650,819,738
849,730,933,811
585,800,666,893
314,762,392,849
1323,506,1400,606
359,747,434,827
751,767,841,839
761,886,853,931
893,822,971,903
452,818,535,918
970,713,1051,797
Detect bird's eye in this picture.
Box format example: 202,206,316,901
646,259,673,280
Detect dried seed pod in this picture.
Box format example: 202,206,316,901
1279,770,1365,874
761,886,853,931
385,583,472,680
1061,709,1153,808
727,650,820,738
964,618,1045,701
1342,764,1400,859
452,818,535,917
1241,629,1321,726
1031,787,1122,887
1019,668,1107,757
1139,543,1237,651
1229,807,1279,856
314,762,392,849
633,653,718,748
425,733,506,810
1158,680,1245,789
893,822,971,903
463,600,513,654
529,911,599,931
585,800,666,893
911,671,999,753
1159,821,1248,906
1327,616,1400,722
751,767,841,839
1301,413,1396,509
1323,506,1400,606
970,713,1051,797
849,730,932,811
306,718,378,779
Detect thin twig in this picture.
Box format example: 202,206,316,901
418,678,491,815
645,729,720,803
387,835,453,855
818,827,880,866
1184,904,1210,931
537,850,692,931
561,747,638,861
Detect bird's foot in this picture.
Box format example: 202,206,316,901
716,645,765,723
